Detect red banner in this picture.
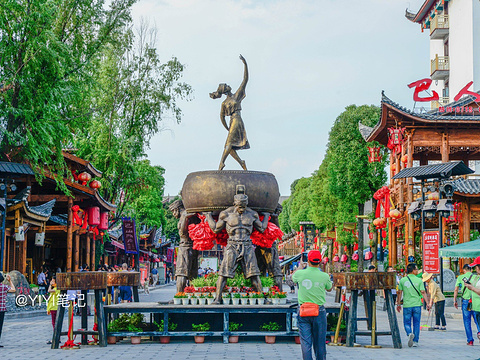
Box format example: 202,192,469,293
122,218,138,254
423,230,440,274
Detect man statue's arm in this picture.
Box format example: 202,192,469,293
253,212,270,233
205,211,226,233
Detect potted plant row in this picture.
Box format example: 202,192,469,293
192,322,210,343
107,313,145,344
228,322,243,343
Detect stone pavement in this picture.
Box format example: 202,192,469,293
0,284,477,360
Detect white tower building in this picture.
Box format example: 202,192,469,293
407,0,480,109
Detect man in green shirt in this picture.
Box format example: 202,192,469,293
293,250,332,360
464,257,480,344
454,264,480,345
396,263,426,348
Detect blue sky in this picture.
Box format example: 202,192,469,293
131,0,428,196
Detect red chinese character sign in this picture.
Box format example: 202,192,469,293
122,217,139,254
422,230,440,274
407,78,439,102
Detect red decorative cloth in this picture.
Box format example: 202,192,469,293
71,205,83,226
188,215,215,251
251,216,284,248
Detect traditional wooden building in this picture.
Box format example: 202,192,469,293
361,92,480,269
2,152,116,281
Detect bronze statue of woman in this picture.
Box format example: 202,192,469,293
210,55,250,171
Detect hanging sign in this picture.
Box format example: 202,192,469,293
122,217,138,254
423,230,440,274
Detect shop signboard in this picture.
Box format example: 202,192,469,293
122,217,138,254
423,230,440,274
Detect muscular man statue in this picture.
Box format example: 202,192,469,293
205,194,269,304
255,203,283,290
169,199,200,293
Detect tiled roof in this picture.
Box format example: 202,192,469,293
452,178,480,195
0,162,34,176
7,186,55,218
392,161,474,180
359,122,374,142
49,215,68,226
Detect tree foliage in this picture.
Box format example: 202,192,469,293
280,105,387,245
0,0,135,187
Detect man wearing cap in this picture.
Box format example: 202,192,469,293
464,256,480,343
454,263,480,345
396,263,426,348
205,194,270,304
293,250,332,360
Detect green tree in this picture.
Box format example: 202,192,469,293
0,0,135,187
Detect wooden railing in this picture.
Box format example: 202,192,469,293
430,14,449,35
431,55,449,75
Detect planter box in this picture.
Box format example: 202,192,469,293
173,298,182,305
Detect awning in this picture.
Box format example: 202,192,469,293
279,253,302,268
439,239,480,259
407,201,421,214
111,240,124,250
392,161,473,180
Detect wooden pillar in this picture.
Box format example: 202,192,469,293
86,234,91,268
407,133,415,258
91,237,95,271
74,232,80,272
20,233,27,275
66,197,73,272
441,133,449,163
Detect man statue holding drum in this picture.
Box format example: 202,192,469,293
205,194,269,304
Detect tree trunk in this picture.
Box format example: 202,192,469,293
357,203,364,272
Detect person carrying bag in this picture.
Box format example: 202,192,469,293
293,250,333,360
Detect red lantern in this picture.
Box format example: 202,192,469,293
368,146,382,163
369,233,373,240
300,225,303,231
99,212,109,230
344,245,348,252
401,154,408,167
353,243,358,251
387,127,405,154
381,230,387,238
322,257,329,264
382,239,387,248
78,172,92,185
352,253,359,261
364,251,373,261
340,254,348,263
87,207,100,226
333,255,340,262
89,179,101,189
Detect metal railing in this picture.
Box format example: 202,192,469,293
431,55,449,75
430,14,449,35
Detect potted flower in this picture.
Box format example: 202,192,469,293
277,291,287,305
206,292,215,305
191,277,206,294
327,313,347,343
184,286,195,298
154,320,178,344
107,317,126,344
231,293,241,306
264,292,271,304
128,313,144,345
192,322,210,343
190,295,198,305
173,292,184,305
271,291,280,305
198,294,207,305
222,292,231,305
240,293,249,305
179,292,190,305
260,276,274,293
228,322,243,343
253,292,264,305
260,322,281,344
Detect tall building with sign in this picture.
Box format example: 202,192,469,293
407,0,480,109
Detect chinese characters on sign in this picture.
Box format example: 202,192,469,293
408,78,480,114
423,230,440,274
122,217,138,254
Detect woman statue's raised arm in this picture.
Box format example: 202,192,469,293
236,54,248,100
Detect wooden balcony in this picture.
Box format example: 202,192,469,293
431,55,449,80
431,97,449,109
430,14,449,39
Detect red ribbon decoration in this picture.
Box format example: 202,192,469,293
373,186,390,218
71,205,83,226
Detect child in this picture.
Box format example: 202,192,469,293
46,276,60,344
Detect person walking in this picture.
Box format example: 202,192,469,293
454,263,480,345
286,270,295,294
37,268,47,295
0,274,15,347
292,250,333,360
46,276,60,344
464,257,480,343
423,272,446,330
396,263,426,348
151,267,158,286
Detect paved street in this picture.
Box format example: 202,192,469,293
0,284,477,360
